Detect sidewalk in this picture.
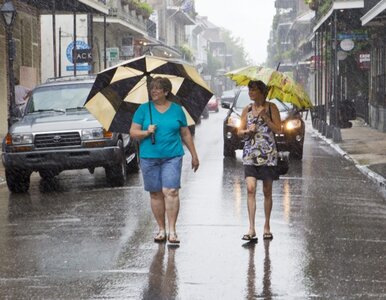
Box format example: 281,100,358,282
1,120,386,195
312,118,386,195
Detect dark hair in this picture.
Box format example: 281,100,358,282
248,80,268,98
150,77,172,99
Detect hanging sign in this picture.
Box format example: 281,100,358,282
340,39,355,51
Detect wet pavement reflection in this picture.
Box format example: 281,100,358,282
0,110,385,299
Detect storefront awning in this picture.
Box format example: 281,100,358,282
313,0,364,32
361,0,386,26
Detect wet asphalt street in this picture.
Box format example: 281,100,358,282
0,109,385,299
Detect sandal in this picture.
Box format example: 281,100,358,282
242,234,258,242
263,233,273,240
154,231,166,243
168,233,180,245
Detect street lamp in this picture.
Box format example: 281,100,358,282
1,0,17,129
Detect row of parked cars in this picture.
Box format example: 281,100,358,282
2,77,304,193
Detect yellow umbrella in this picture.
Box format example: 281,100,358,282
225,66,313,109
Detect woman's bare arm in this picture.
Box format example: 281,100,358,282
180,127,199,172
130,123,153,140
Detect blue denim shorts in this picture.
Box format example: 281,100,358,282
140,156,183,192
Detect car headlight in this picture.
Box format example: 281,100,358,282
285,119,302,130
227,115,241,128
81,128,105,140
7,133,33,145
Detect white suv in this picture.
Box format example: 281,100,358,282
2,76,139,192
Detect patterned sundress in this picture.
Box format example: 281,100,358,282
242,104,278,166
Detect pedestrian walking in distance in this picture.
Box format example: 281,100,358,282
14,77,31,117
237,80,282,242
130,77,199,246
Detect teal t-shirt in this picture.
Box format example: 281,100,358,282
132,101,188,158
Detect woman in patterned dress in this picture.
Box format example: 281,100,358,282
237,80,282,242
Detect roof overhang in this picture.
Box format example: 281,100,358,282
78,0,109,14
296,10,315,24
313,0,364,32
167,6,195,25
361,0,386,26
19,0,108,14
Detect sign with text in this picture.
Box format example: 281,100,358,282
107,47,119,61
72,48,92,63
66,40,90,72
358,52,370,69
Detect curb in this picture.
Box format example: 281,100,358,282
312,129,386,194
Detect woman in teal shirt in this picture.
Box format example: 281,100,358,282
130,77,199,245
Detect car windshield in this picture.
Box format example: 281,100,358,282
235,89,293,112
26,83,92,113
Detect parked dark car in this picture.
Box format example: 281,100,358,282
220,89,237,108
1,76,139,193
223,87,305,159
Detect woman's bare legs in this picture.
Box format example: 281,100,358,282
262,180,273,234
163,188,180,241
150,191,166,236
245,176,257,236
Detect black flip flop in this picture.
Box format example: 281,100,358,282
263,233,273,240
242,234,258,242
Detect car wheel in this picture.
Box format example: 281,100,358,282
223,141,236,158
6,169,31,193
126,153,139,174
105,140,127,186
126,141,139,174
39,170,59,179
289,143,303,160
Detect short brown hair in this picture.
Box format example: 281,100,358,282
150,77,172,99
248,80,268,98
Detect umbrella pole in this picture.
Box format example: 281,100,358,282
148,101,155,144
147,76,155,144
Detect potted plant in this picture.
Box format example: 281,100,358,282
305,0,318,11
122,0,137,11
138,2,153,19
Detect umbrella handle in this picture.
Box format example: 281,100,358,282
151,133,155,145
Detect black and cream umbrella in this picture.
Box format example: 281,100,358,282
84,55,213,133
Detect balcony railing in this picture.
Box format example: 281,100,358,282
275,0,296,9
109,7,147,32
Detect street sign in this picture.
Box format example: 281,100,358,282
107,47,119,61
340,39,355,51
66,40,90,63
72,49,92,64
337,33,368,41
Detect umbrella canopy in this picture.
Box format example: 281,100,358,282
84,55,213,133
225,66,313,109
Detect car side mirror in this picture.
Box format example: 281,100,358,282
222,102,231,109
